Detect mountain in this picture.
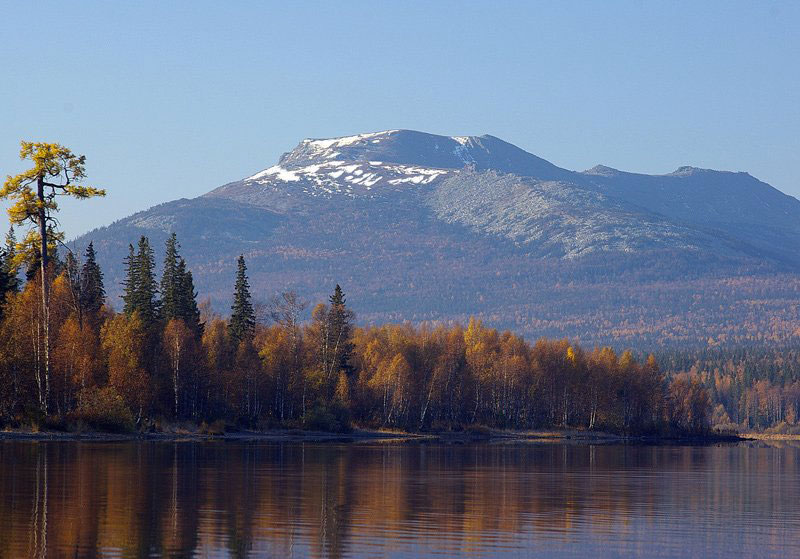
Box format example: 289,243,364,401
74,130,800,348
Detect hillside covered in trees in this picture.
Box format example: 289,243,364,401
76,130,800,349
0,231,714,436
658,346,800,433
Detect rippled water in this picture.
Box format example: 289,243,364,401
1,440,798,558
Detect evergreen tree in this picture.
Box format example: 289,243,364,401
122,236,160,326
121,243,137,315
80,242,105,317
176,258,203,337
160,233,202,337
160,233,181,321
315,284,356,400
330,284,346,307
0,228,19,318
327,284,355,377
2,226,19,294
63,250,82,320
229,254,255,343
0,250,14,320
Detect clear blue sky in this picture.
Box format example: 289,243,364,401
1,1,798,237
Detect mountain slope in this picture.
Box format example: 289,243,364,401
74,130,800,348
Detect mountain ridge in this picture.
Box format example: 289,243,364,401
73,129,800,348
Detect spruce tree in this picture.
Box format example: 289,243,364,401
176,258,203,336
0,227,19,318
330,284,346,307
2,226,19,294
160,233,181,321
327,284,354,377
80,242,105,317
63,250,82,321
229,254,255,343
122,236,160,326
160,233,202,337
122,243,137,315
0,249,14,320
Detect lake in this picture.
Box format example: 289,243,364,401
0,440,798,558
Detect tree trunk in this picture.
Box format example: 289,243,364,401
37,176,50,416
172,339,181,418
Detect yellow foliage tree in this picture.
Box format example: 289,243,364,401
1,142,105,414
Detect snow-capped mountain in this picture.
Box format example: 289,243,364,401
75,130,800,347
206,130,572,207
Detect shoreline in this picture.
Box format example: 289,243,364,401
0,427,748,444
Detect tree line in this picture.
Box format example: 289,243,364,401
656,346,800,433
0,228,713,434
0,141,711,434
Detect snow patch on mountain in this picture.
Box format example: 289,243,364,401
242,159,451,198
302,130,400,152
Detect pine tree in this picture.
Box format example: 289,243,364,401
0,249,14,320
316,284,355,400
160,233,181,321
0,228,19,319
122,236,160,326
160,233,202,337
176,258,203,337
122,244,137,315
229,254,255,343
327,284,354,376
80,242,105,317
63,250,83,322
2,226,19,294
330,284,346,307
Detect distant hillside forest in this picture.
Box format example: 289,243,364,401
0,231,722,436
657,347,800,434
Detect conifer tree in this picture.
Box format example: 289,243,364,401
0,228,20,319
122,244,137,315
63,250,83,323
160,233,202,337
122,236,160,326
229,254,255,343
0,250,14,320
80,242,105,318
315,284,355,399
328,284,355,374
176,258,203,337
2,226,19,294
160,233,181,321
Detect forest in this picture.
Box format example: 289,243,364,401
658,346,800,433
1,141,786,437
0,227,714,435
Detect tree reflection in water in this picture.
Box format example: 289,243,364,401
0,441,798,558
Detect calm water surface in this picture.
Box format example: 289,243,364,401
1,440,798,558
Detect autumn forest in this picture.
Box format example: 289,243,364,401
1,142,795,438
0,221,714,436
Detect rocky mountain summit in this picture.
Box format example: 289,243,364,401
75,130,800,347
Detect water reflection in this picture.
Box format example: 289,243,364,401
0,441,798,558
